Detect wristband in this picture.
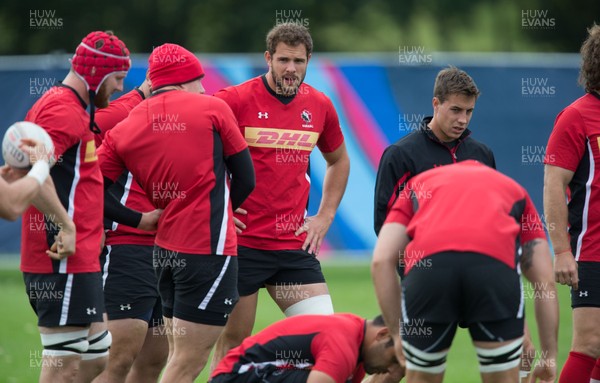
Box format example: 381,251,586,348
26,161,50,186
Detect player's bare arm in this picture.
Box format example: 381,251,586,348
306,370,336,383
296,142,350,255
31,176,76,260
371,222,410,368
543,164,578,289
520,238,559,383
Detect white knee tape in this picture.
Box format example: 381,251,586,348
41,329,89,357
476,337,523,373
402,340,448,374
81,330,111,360
283,295,334,317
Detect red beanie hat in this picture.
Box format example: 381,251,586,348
148,43,204,90
71,31,131,92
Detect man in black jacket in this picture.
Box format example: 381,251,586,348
373,67,539,383
374,66,495,235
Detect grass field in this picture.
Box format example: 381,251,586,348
0,261,572,383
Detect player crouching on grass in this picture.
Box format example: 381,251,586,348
372,160,558,383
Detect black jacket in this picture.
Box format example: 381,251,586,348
373,117,496,234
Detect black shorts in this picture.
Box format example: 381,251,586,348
24,272,105,327
571,261,600,308
401,252,524,351
211,366,310,383
100,244,163,326
154,246,238,326
237,245,326,296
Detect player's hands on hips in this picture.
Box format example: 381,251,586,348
138,209,163,231
554,250,578,290
233,208,247,234
529,359,556,383
295,214,333,255
47,222,76,260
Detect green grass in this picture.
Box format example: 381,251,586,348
0,263,572,383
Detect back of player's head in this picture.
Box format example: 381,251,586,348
433,66,480,103
579,23,600,93
71,31,130,92
148,43,204,91
371,315,394,348
266,23,313,57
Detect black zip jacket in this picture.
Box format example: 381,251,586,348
373,116,496,234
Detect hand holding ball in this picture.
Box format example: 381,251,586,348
2,121,55,168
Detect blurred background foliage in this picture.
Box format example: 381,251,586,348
0,0,598,54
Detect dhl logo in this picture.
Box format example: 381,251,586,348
245,127,319,151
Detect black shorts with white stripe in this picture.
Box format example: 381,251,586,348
153,245,238,326
101,244,163,326
23,272,104,327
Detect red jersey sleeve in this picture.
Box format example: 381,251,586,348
97,129,126,182
94,89,143,147
213,87,241,117
384,185,414,226
31,103,84,159
210,97,247,156
520,192,547,243
311,333,363,383
544,106,587,171
316,96,344,153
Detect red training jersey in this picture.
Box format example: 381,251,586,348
385,160,546,274
214,76,344,250
544,92,600,262
98,90,247,255
21,85,103,274
211,313,366,383
94,89,155,246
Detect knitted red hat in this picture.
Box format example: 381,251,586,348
148,43,204,90
71,31,131,92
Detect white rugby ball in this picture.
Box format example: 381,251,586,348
2,121,55,168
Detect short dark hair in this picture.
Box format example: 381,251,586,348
579,24,600,92
433,66,480,103
266,23,313,57
372,315,394,347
